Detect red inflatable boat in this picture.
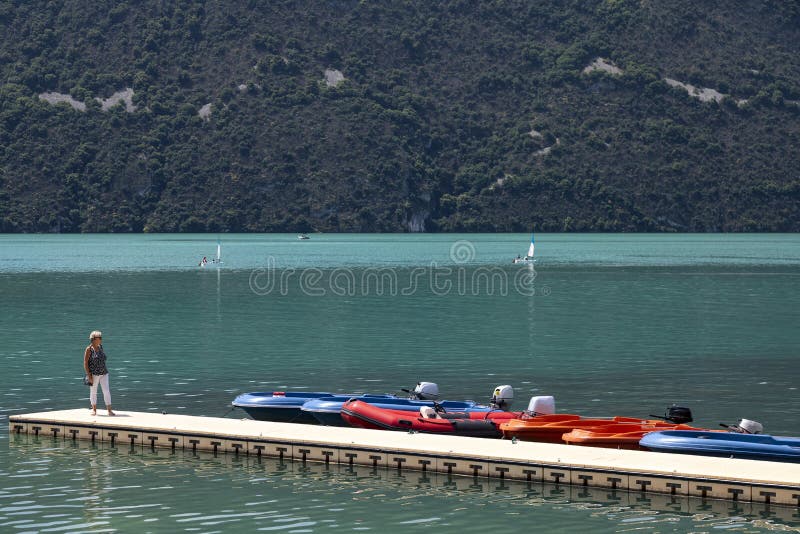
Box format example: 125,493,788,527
341,399,524,438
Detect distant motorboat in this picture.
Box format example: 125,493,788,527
513,233,536,264
297,234,310,240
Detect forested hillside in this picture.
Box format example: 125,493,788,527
2,0,799,232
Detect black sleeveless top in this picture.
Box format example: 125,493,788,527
87,345,108,375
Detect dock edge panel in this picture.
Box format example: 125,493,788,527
10,416,800,506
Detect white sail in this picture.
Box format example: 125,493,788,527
216,242,221,262
513,233,536,264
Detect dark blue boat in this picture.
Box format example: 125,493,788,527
640,430,800,462
232,391,398,423
233,382,444,424
301,397,488,426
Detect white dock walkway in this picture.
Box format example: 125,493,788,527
9,409,800,506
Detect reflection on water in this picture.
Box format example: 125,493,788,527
4,436,799,533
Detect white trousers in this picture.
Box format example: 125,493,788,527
89,374,111,407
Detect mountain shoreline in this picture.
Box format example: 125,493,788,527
2,1,799,233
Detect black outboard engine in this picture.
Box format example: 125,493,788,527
650,405,693,425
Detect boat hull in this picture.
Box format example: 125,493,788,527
341,400,519,438
233,392,336,423
500,416,670,444
302,397,491,426
233,392,396,424
562,423,704,450
237,405,319,424
640,430,800,462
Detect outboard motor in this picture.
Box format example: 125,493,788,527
490,385,514,410
411,382,439,401
650,405,693,425
722,418,763,434
526,395,555,415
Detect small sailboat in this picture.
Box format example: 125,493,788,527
212,240,223,264
513,234,536,264
297,234,310,240
200,240,223,267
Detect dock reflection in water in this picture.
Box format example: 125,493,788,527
6,434,799,532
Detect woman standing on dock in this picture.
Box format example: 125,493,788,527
84,330,114,416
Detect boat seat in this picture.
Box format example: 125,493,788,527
419,406,439,419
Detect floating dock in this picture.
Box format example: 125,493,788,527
9,409,800,506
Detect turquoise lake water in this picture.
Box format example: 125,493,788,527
1,233,799,532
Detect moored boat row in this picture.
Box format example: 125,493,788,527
231,383,800,462
232,382,488,425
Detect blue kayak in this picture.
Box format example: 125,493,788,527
232,392,398,424
301,397,488,426
640,430,800,462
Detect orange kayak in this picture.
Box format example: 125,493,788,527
499,416,674,444
562,423,704,450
